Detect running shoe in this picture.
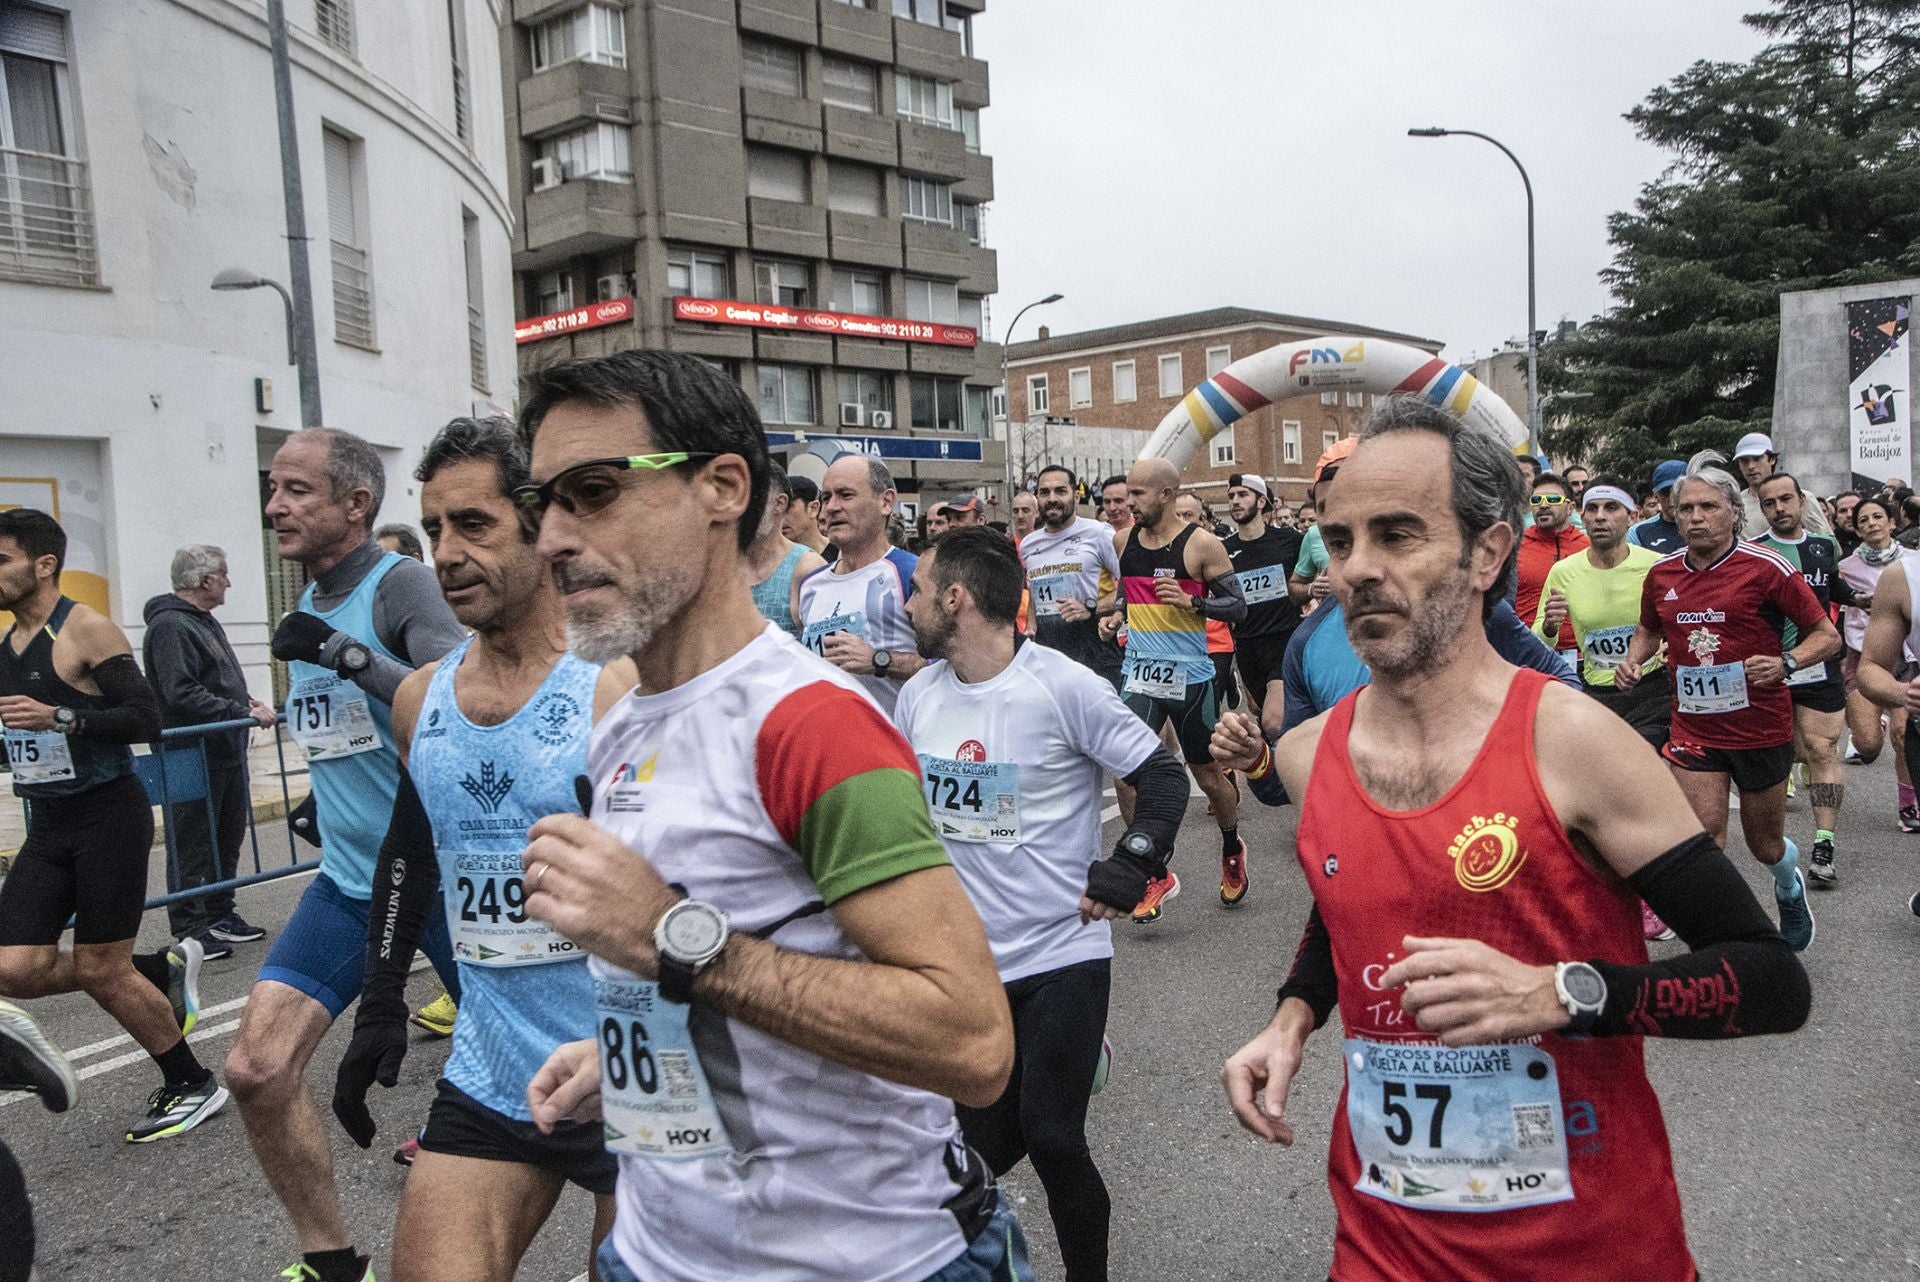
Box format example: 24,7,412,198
0,998,78,1113
192,931,234,962
1845,749,1867,765
1090,1035,1113,1097
409,991,457,1038
1902,806,1920,834
125,1076,228,1143
1220,839,1248,907
1785,767,1797,800
208,913,267,943
279,1256,375,1282
165,936,204,1036
1808,837,1837,886
1641,902,1675,942
1909,890,1920,919
394,1136,419,1166
1776,867,1815,952
1131,872,1180,924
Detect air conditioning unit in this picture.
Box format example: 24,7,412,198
531,158,561,192
595,274,626,302
839,402,866,428
870,410,894,429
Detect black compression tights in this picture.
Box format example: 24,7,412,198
956,958,1112,1282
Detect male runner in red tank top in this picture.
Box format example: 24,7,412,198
1214,400,1810,1282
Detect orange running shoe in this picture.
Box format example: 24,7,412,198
1221,839,1248,906
1131,871,1180,923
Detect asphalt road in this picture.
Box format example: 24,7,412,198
5,758,1917,1281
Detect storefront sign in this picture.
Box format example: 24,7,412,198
514,297,634,344
672,297,977,348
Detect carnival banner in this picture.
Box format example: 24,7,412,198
1847,297,1911,490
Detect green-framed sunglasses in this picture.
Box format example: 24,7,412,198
511,452,718,518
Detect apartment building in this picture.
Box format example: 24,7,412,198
504,0,1003,497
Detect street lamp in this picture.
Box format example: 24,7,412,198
1408,127,1538,456
1000,292,1064,498
212,268,321,427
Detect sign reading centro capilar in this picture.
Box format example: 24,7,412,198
673,297,978,348
514,297,634,344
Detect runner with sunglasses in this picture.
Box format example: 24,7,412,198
1516,474,1588,654
797,454,924,716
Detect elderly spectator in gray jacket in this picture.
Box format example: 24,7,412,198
142,545,276,955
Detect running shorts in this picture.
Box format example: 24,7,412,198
1662,738,1795,794
418,1077,617,1195
259,872,460,1018
1788,672,1847,715
1584,668,1671,749
1123,680,1218,766
0,775,153,946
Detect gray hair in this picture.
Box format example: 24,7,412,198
293,427,386,529
1678,449,1743,512
170,544,227,591
1358,396,1527,614
413,416,526,492
859,456,895,496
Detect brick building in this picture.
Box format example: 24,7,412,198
1004,307,1442,509
503,0,1004,498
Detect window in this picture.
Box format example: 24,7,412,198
1068,367,1091,409
1157,353,1182,397
446,0,471,141
530,3,625,72
903,274,958,323
990,387,1006,419
822,57,876,111
534,269,572,315
1211,427,1236,467
0,7,98,288
667,245,729,298
741,38,802,96
539,123,631,181
1206,345,1231,377
1345,390,1364,408
899,174,952,223
758,364,816,426
1112,360,1136,403
965,385,991,435
315,0,354,53
461,209,485,390
753,258,810,308
747,146,809,203
323,126,375,348
1320,390,1337,405
951,200,983,244
832,267,884,314
830,0,876,8
958,107,980,152
1282,420,1301,465
911,375,964,431
1025,374,1048,416
1324,431,1339,453
837,370,893,418
895,72,954,127
892,0,952,29
826,160,881,215
957,293,983,331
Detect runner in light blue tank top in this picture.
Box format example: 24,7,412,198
751,542,808,638
410,635,601,1119
283,550,407,898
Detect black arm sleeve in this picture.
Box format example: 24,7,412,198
1275,905,1338,1029
77,654,163,744
1589,833,1811,1039
1196,571,1248,623
356,772,440,1030
1118,747,1187,859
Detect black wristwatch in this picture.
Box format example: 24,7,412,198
654,899,730,1004
871,648,893,677
52,707,78,735
1115,830,1159,866
334,640,372,676
1781,653,1800,677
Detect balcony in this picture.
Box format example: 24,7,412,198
739,0,815,46
823,105,895,167
522,178,644,267
741,88,823,152
955,149,994,203
893,16,967,78
518,59,632,139
820,0,892,61
0,148,99,288
902,217,973,279
897,119,967,182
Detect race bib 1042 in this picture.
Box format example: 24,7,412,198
1344,1038,1574,1214
1122,654,1186,700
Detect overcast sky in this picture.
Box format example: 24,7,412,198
972,1,1770,362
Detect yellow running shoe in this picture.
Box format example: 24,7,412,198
409,991,457,1038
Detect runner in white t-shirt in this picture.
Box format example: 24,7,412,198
895,528,1189,1282
1019,464,1123,682
511,350,1030,1282
798,454,924,715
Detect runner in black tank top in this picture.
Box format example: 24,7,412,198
0,509,228,1142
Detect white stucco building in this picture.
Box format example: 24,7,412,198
0,0,514,693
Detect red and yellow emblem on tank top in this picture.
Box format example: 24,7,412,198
1446,812,1528,893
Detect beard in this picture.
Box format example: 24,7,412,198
557,559,701,666
913,601,957,660
1345,563,1476,681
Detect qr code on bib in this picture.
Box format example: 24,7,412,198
659,1050,700,1100
1512,1103,1556,1149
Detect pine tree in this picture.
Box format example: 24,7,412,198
1542,0,1920,476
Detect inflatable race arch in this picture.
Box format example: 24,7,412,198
1136,336,1529,470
